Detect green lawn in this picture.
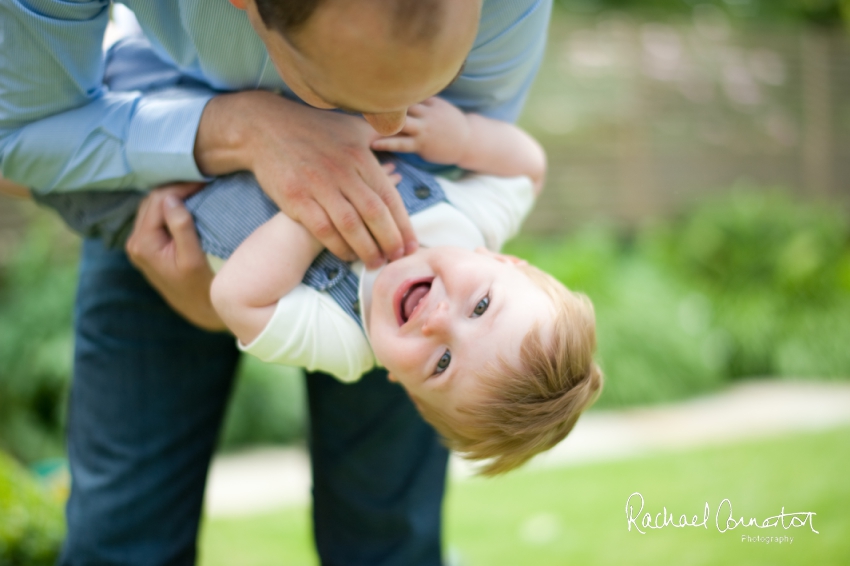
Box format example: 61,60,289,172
199,427,850,566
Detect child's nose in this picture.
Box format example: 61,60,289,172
421,301,450,338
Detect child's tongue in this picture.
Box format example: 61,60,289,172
402,283,430,322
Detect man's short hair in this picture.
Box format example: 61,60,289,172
415,263,603,476
254,0,444,43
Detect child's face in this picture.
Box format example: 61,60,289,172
368,246,553,419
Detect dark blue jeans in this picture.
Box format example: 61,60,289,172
60,239,448,565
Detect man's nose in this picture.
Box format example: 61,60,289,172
362,110,407,136
421,301,450,338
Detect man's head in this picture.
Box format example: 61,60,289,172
227,0,481,135
367,246,603,475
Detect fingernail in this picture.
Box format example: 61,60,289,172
165,195,180,208
389,247,404,261
405,241,419,255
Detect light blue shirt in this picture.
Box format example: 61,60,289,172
0,0,551,194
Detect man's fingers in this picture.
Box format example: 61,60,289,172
371,136,418,153
407,103,428,117
127,192,167,262
127,182,205,266
399,117,421,136
163,195,205,270
136,190,171,234
298,199,359,263
326,192,387,267
372,172,418,257
354,164,417,259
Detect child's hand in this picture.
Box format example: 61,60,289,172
380,162,403,187
370,97,471,165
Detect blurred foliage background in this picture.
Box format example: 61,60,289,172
1,0,849,563
557,0,850,27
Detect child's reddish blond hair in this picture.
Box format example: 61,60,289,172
415,263,602,475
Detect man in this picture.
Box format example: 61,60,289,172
0,0,551,563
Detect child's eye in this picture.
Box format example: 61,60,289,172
435,350,451,374
473,296,490,316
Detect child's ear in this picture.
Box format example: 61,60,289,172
474,247,528,266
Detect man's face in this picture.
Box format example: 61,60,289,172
367,246,555,421
240,0,480,135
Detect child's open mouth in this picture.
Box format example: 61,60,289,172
394,277,433,327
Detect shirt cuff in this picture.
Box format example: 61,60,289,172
126,88,214,188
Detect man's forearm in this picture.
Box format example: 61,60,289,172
193,93,258,177
0,0,214,195
194,91,311,177
0,88,213,194
0,175,31,199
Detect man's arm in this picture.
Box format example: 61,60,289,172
1,1,414,268
0,174,30,199
0,0,212,193
125,183,226,331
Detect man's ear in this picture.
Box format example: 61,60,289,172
474,246,528,266
387,372,399,383
227,0,248,11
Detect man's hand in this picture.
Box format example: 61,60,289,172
0,174,32,199
125,183,226,332
194,91,418,269
370,97,471,166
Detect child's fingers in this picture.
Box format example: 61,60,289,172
378,163,402,185
407,103,428,118
400,116,421,135
371,136,419,153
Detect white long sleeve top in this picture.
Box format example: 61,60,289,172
238,174,536,383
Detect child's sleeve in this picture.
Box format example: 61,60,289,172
439,174,536,251
239,284,376,384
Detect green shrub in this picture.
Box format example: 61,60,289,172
218,357,307,451
506,188,850,408
0,217,76,464
555,0,850,27
642,188,850,378
0,452,64,566
506,225,727,408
